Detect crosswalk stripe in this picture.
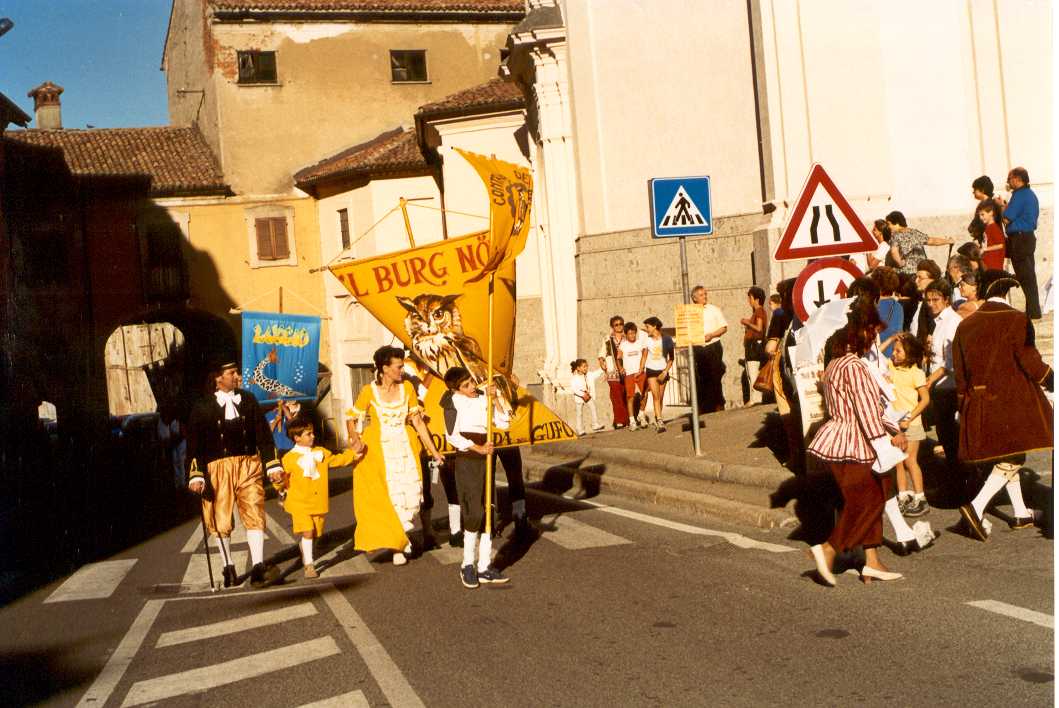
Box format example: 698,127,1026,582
266,510,295,545
316,540,376,577
181,550,248,590
297,690,370,707
966,600,1054,629
179,511,291,553
76,600,165,707
427,544,498,566
121,636,341,707
44,559,138,603
155,602,318,648
537,514,632,550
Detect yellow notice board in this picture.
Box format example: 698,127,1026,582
674,304,704,347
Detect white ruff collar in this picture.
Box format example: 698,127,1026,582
214,390,241,420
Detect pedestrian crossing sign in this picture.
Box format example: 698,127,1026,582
649,176,713,238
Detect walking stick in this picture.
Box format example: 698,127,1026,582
199,507,218,592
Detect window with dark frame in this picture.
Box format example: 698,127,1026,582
237,50,277,84
338,208,350,250
254,217,290,261
390,50,427,82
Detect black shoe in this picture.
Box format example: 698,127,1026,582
249,563,279,588
222,564,237,588
1010,516,1035,530
449,530,464,548
478,566,510,584
959,504,988,541
892,540,915,557
460,564,479,589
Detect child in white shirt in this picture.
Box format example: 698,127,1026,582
568,358,605,435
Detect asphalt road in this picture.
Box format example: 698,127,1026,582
3,463,1053,707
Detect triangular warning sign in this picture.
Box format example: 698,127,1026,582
773,164,878,261
660,186,708,228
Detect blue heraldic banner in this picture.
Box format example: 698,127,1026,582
241,311,321,402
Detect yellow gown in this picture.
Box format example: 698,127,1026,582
348,381,424,552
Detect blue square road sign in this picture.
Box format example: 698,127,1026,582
649,176,713,238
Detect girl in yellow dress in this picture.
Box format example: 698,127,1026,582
347,346,444,565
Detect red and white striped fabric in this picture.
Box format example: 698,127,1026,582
808,353,890,463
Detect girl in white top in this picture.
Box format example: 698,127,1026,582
568,358,605,435
641,317,674,432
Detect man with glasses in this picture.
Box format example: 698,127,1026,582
597,315,630,429
910,259,943,339
923,280,963,500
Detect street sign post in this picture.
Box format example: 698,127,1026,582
773,164,877,261
790,257,864,328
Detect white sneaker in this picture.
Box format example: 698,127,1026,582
629,420,638,431
393,552,407,566
591,423,605,431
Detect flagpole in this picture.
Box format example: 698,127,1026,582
484,272,495,538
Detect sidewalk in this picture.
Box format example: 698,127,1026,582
520,404,800,530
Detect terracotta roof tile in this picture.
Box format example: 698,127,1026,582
294,127,428,188
5,126,227,197
417,77,524,119
210,0,523,15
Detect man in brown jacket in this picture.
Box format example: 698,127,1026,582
952,270,1053,540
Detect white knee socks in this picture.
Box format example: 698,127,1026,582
214,536,232,566
972,472,1008,518
477,533,492,572
448,505,461,535
463,531,478,568
246,529,265,566
300,538,314,566
884,496,916,542
1006,480,1030,518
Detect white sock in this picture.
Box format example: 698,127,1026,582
972,472,1008,518
898,491,913,501
477,533,493,573
214,536,232,566
448,505,461,535
1005,480,1030,518
462,531,478,568
300,538,313,566
512,499,526,519
913,492,926,502
246,529,265,566
885,496,916,542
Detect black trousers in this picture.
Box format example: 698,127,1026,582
1008,231,1041,319
433,447,525,516
930,385,961,499
692,341,726,412
454,453,491,533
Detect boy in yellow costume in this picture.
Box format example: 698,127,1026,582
279,418,362,578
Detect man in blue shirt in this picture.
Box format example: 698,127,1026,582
1002,166,1042,319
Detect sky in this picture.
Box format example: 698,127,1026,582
1,1,172,129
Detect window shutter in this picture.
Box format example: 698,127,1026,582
271,217,290,259
255,218,274,259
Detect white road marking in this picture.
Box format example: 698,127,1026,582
155,602,318,648
44,559,138,603
266,510,296,545
76,600,165,707
179,511,291,552
180,550,248,591
298,690,371,708
966,600,1055,629
121,636,341,707
316,540,376,576
320,586,425,708
538,513,632,550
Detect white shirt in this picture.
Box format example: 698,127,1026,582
702,303,728,346
445,392,511,452
929,306,962,389
644,335,670,370
569,369,604,399
618,332,649,372
910,301,923,337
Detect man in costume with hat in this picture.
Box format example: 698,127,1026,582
953,270,1053,540
187,358,283,587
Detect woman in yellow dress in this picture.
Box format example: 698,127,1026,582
347,346,444,565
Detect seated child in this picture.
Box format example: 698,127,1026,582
279,417,362,578
442,366,511,589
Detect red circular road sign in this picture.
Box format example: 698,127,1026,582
792,258,864,322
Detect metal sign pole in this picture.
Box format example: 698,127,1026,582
679,236,703,456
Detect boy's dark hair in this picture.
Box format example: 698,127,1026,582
869,267,900,296
847,277,880,304
971,175,994,196
893,332,925,368
747,286,766,305
570,358,587,372
287,416,314,440
642,316,663,330
916,259,942,280
925,278,953,300
769,293,782,305
609,315,624,326
623,322,638,334
443,366,472,391
885,210,907,228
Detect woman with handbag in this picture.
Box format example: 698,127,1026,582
804,301,908,586
740,287,768,405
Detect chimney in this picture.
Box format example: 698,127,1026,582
28,81,63,130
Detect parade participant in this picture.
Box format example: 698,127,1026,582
401,357,451,550
597,316,630,429
186,358,283,588
739,289,767,406
346,346,444,566
569,358,605,436
1001,167,1041,319
278,418,361,578
975,199,1006,271
954,270,1053,539
805,305,907,585
923,279,962,491
765,279,802,473
888,334,930,519
886,211,956,275
617,322,649,429
642,317,675,430
690,285,728,413
443,367,511,588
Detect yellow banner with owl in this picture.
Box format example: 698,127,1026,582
328,152,575,449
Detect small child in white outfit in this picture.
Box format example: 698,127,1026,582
568,358,605,436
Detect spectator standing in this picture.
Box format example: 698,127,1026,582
617,322,650,429
642,317,675,431
870,267,903,357
1001,167,1041,319
957,242,985,274
909,259,943,340
740,288,768,405
568,358,605,436
954,270,1053,539
888,333,931,519
766,279,802,473
956,270,983,318
968,175,1006,244
975,199,1007,270
690,285,728,413
923,279,963,495
886,211,956,275
946,255,974,307
597,316,630,429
